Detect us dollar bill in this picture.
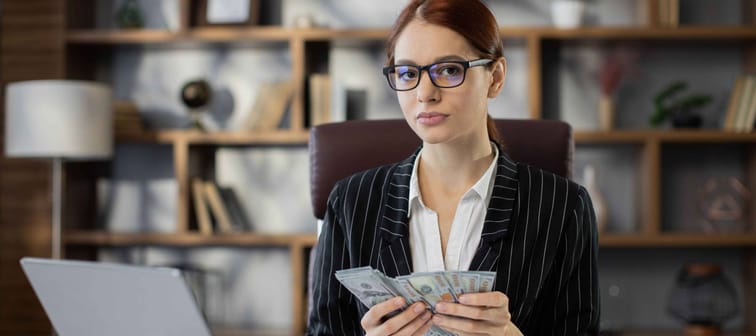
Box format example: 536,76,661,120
334,266,496,336
335,268,400,308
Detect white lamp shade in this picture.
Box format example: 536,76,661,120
5,80,113,159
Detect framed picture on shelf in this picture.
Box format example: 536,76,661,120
195,0,259,26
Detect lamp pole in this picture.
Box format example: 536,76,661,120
52,157,62,259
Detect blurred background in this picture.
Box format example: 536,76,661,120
1,0,755,335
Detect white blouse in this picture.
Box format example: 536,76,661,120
408,144,499,272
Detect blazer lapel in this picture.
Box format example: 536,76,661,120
469,149,519,272
377,149,419,277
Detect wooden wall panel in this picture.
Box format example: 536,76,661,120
0,0,65,334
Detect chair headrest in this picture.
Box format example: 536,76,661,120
309,119,572,219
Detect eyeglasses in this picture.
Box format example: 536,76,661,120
382,59,493,91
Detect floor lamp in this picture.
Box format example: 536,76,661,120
4,80,113,259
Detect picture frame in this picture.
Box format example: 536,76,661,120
195,0,259,26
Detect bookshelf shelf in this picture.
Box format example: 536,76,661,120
533,26,756,40
64,231,317,247
600,233,756,247
574,129,756,144
67,29,183,43
118,129,756,146
67,27,294,44
67,26,756,45
64,231,756,249
189,26,294,42
116,130,310,145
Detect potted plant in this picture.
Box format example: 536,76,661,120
649,81,712,128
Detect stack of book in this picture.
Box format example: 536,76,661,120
655,0,679,27
243,81,295,131
722,75,756,132
192,178,253,235
309,73,331,127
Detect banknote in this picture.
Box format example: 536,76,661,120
397,273,454,310
334,267,498,336
459,272,480,293
335,268,401,308
442,272,464,297
475,271,496,292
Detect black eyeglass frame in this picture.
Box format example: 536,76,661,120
382,58,493,91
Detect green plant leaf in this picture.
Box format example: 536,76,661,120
654,81,686,105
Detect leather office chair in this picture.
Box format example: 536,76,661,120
306,118,573,321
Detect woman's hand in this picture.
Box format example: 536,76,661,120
361,297,433,336
431,292,523,336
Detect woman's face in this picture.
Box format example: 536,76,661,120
392,19,505,146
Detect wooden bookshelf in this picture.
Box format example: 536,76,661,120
43,0,756,335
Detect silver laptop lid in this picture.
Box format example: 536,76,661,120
20,257,212,336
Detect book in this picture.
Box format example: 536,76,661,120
658,0,669,26
204,181,235,233
723,77,745,131
735,76,755,132
218,186,253,231
743,76,756,132
656,0,678,27
308,73,331,127
244,81,295,131
192,178,213,235
668,0,679,27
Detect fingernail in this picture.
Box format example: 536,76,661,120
413,303,425,313
394,297,405,307
435,303,446,312
433,315,443,324
459,295,470,304
421,311,431,320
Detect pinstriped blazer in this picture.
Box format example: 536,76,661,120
307,146,600,335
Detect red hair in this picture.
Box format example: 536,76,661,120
386,0,505,144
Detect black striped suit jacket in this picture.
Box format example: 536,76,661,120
307,146,600,335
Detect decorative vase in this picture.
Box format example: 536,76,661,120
583,165,608,233
668,263,739,336
598,93,615,131
551,0,585,29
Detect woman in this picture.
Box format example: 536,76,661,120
307,0,600,335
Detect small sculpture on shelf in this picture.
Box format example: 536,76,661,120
697,177,750,233
649,81,712,128
668,263,739,336
180,79,213,131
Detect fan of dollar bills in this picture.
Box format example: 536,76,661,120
335,267,496,336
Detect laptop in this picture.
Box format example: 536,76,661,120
20,257,212,336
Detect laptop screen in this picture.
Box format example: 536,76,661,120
20,257,212,336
